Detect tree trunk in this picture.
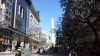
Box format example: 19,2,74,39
87,21,98,50
69,36,72,47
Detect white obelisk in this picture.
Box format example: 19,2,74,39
50,18,55,46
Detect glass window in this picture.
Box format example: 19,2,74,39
6,2,9,8
20,6,22,16
4,31,6,35
18,4,20,15
21,8,23,18
10,5,12,9
6,16,8,20
10,0,12,3
8,18,10,21
7,31,9,36
6,9,8,14
9,11,11,15
23,10,25,18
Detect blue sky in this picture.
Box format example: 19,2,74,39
32,0,63,35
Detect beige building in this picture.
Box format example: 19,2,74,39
28,4,40,48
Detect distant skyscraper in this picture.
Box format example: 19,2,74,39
50,18,55,46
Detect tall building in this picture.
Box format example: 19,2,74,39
50,18,55,46
0,0,40,51
28,4,40,48
0,0,15,52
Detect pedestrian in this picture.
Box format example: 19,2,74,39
54,46,58,53
69,49,78,56
37,48,40,53
15,50,21,56
22,46,31,56
42,47,45,53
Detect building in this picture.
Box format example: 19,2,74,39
28,4,40,49
0,0,14,52
40,32,47,47
0,0,40,51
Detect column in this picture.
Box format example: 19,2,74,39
0,0,1,8
13,0,17,28
21,8,23,18
18,5,20,15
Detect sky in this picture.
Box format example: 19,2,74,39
32,0,63,35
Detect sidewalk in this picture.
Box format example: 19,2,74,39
0,51,17,55
32,49,38,53
78,53,90,56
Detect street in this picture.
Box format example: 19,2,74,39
0,48,68,56
0,52,68,56
31,53,67,56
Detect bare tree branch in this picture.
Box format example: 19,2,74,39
74,14,87,23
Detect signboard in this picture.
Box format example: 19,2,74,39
12,41,17,46
0,38,5,42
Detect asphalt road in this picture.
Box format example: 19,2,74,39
0,53,67,56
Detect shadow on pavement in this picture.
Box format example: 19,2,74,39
36,47,68,56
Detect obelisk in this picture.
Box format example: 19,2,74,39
50,18,55,46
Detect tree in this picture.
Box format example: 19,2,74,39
72,0,100,49
64,18,81,47
55,17,63,45
60,0,81,47
60,0,100,49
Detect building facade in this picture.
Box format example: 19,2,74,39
0,0,14,52
28,4,40,49
0,0,40,51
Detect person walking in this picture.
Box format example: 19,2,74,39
15,50,21,56
69,49,78,56
22,46,31,56
37,48,40,53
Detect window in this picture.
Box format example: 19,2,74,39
7,31,9,36
18,4,21,15
23,10,25,18
20,6,22,16
10,0,12,3
9,11,11,15
21,8,23,18
8,18,10,21
6,2,9,8
10,5,12,9
4,31,6,35
6,9,8,14
6,16,8,20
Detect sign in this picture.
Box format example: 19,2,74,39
0,38,5,42
12,41,17,46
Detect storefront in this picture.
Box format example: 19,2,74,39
0,38,5,52
0,28,12,52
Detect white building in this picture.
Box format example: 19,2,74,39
0,0,13,27
28,4,40,48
